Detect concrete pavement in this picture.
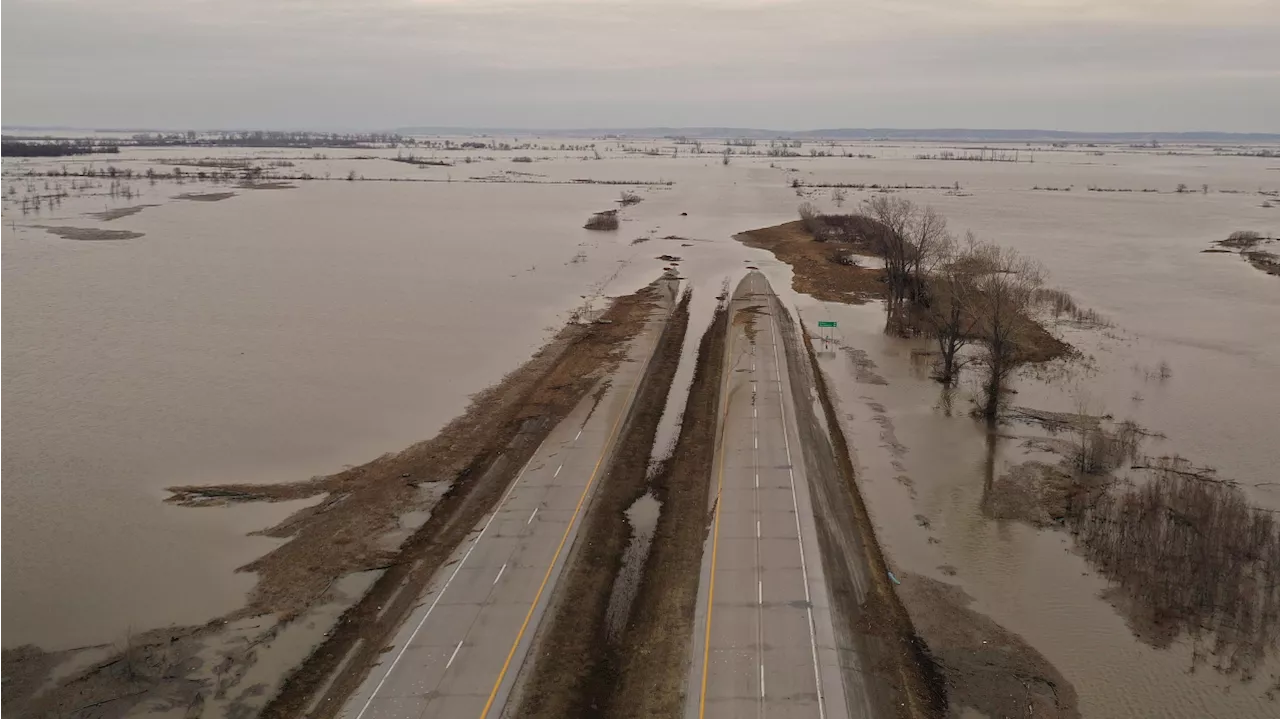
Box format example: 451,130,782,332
686,271,851,719
340,281,675,719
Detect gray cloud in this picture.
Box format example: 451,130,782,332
3,0,1278,131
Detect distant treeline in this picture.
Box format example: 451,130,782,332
2,140,121,157
130,131,401,148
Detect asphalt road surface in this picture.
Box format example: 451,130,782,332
686,271,852,719
340,284,674,719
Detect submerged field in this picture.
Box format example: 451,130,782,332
3,136,1279,717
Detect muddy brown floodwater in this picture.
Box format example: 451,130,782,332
4,139,1278,718
765,285,1280,717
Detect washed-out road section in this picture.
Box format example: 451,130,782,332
339,280,676,719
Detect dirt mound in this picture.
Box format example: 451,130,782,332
897,574,1080,719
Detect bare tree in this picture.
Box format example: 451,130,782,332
966,243,1044,420
906,205,949,303
831,187,847,208
861,195,915,328
797,202,820,233
861,196,949,334
920,233,977,384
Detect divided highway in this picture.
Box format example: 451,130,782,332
338,272,877,719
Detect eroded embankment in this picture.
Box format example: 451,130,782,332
598,299,730,718
2,280,666,719
514,288,691,718
781,303,947,719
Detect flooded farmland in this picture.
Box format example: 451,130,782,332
4,137,1279,717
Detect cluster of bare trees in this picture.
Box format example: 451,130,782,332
1070,458,1280,678
805,197,1046,419
855,197,1044,418
860,196,953,330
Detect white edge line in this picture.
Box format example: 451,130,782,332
768,309,827,719
351,439,545,719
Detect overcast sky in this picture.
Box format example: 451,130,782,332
4,0,1278,132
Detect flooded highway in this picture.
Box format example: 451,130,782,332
4,138,1278,717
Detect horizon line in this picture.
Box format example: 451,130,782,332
4,124,1279,140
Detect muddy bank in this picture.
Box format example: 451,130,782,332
738,220,884,304
38,225,145,241
3,280,665,719
896,574,1080,718
600,299,729,718
514,288,691,718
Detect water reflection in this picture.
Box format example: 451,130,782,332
1070,459,1280,683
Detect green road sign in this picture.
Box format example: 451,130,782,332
817,321,837,328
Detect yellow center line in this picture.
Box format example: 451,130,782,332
477,316,657,719
698,303,737,719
